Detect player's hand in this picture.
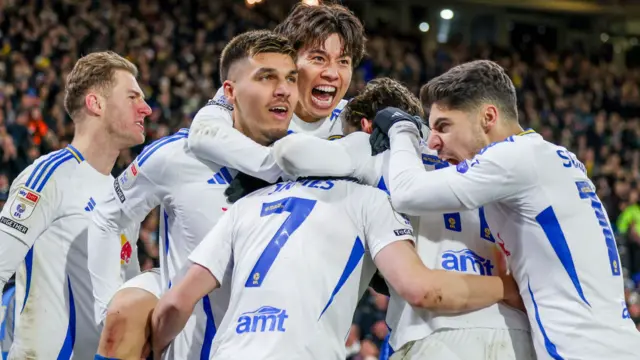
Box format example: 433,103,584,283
500,274,525,312
369,107,424,155
224,172,274,203
494,248,526,312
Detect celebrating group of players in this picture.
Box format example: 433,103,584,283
1,2,639,360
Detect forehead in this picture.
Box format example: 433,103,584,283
299,33,347,58
113,70,141,91
246,52,297,71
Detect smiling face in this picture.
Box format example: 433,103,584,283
294,33,353,122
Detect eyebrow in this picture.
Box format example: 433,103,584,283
431,117,450,130
307,49,350,59
129,89,145,100
254,68,299,77
254,67,277,76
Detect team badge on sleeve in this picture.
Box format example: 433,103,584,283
117,161,139,191
9,187,40,221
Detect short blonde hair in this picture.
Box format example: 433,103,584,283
64,51,138,118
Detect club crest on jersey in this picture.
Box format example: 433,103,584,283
120,234,132,265
118,162,139,191
327,134,343,141
10,187,40,221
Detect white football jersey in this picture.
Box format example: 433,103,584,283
189,179,414,360
186,88,348,183
271,131,531,350
387,124,640,359
89,129,236,360
0,145,139,359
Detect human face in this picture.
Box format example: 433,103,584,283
426,104,488,165
225,52,298,145
295,33,352,122
104,70,151,148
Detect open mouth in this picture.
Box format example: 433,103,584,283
269,105,289,119
311,85,337,109
135,121,144,132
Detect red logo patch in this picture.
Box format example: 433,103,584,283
496,233,511,257
120,234,132,264
25,192,39,203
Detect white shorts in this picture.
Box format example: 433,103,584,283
116,268,163,299
390,328,535,360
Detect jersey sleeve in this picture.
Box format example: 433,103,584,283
0,167,62,287
387,122,534,214
358,187,415,260
188,103,283,183
188,205,236,286
272,131,380,186
88,160,162,324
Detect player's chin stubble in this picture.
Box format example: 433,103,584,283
264,128,289,146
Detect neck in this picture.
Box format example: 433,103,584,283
488,121,525,143
71,120,121,175
232,112,270,146
294,103,322,124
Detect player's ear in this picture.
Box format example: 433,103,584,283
84,92,103,116
361,117,373,134
481,105,498,133
223,80,236,105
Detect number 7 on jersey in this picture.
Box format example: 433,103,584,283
245,197,317,287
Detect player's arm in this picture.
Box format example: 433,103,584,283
362,189,519,313
387,121,534,215
88,160,162,325
375,242,518,313
151,264,218,359
0,172,62,289
151,206,235,357
188,101,283,183
272,131,374,181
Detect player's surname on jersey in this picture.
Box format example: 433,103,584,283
1,1,640,360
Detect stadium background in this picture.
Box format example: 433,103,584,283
1,0,640,358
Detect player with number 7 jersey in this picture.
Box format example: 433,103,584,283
151,177,522,360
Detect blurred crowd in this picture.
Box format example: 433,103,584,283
1,0,639,358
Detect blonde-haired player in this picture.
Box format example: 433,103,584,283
0,51,151,359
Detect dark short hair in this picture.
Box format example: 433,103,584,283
342,77,424,131
419,60,518,122
274,2,366,66
220,30,296,83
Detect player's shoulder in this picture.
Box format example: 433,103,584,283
135,129,189,170
15,146,86,193
327,98,349,124
476,129,540,159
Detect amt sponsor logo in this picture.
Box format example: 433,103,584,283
441,249,494,275
236,306,288,334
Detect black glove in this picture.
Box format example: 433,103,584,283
368,271,390,296
224,172,274,204
369,107,424,155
